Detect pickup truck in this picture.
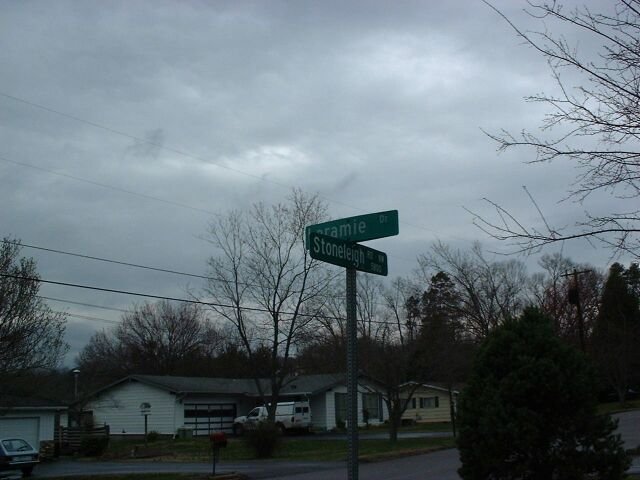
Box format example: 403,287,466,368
233,401,311,435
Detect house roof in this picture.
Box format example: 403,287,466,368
400,381,460,395
279,373,346,395
0,394,67,410
87,372,376,400
130,375,258,395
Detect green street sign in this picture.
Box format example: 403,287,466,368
309,232,388,276
305,210,398,248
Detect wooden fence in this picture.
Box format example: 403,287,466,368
56,425,110,455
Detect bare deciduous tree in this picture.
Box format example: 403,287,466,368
203,190,331,419
119,301,212,373
77,300,219,380
473,1,640,257
0,238,68,386
528,253,603,347
418,242,528,340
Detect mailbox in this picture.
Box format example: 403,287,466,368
209,431,227,476
209,432,228,448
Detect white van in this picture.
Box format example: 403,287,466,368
233,401,311,434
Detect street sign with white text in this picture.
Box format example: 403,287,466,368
305,210,398,248
308,232,388,276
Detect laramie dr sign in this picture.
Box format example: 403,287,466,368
305,210,398,247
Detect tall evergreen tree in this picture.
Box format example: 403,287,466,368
420,271,460,334
416,272,472,436
458,307,628,479
592,263,640,402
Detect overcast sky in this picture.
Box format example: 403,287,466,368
0,0,629,365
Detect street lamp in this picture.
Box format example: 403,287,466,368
72,368,80,400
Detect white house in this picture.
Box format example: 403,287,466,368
0,396,67,452
83,373,388,435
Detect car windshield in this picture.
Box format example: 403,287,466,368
2,439,33,452
248,408,259,417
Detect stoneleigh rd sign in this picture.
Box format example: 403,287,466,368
305,210,398,247
308,232,388,276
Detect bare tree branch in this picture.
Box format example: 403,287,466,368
477,1,640,257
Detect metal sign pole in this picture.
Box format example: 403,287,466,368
346,266,358,480
144,414,148,446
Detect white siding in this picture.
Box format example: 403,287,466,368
325,390,336,430
309,394,326,430
319,381,388,430
87,380,179,435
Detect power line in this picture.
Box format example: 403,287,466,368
6,273,409,327
0,92,318,206
15,240,214,281
53,310,119,325
8,239,379,304
0,155,218,216
0,90,447,242
38,295,129,314
3,272,327,318
1,152,421,267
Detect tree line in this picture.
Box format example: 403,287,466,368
2,192,638,421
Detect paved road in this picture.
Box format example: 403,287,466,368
267,449,461,480
13,411,638,480
614,410,640,450
30,451,460,480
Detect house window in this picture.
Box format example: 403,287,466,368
335,393,347,425
419,396,439,409
411,397,416,409
362,393,382,421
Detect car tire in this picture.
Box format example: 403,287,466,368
277,423,286,435
235,424,244,436
22,466,34,477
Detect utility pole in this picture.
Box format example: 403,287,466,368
563,269,591,352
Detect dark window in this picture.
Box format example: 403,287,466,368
362,393,382,421
419,396,439,409
335,392,347,425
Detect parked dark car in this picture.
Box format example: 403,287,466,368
0,438,39,477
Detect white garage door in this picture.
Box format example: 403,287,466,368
0,417,40,450
184,403,237,435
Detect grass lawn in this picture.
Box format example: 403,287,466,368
598,400,640,416
360,421,453,433
101,434,455,462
